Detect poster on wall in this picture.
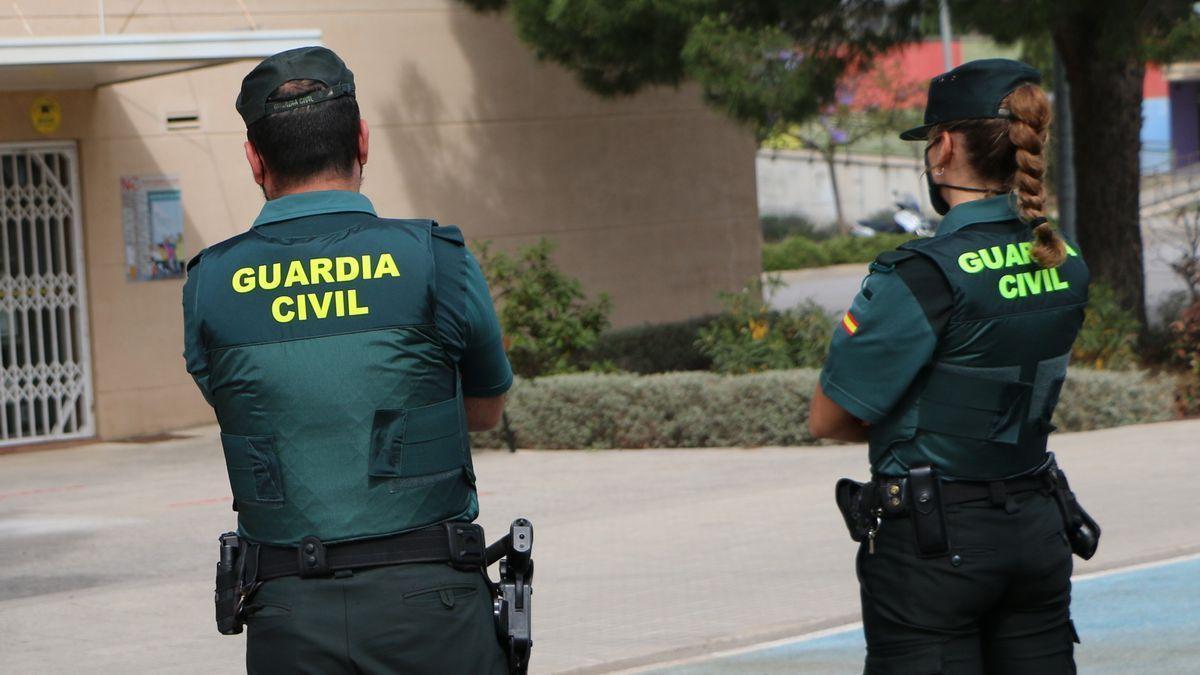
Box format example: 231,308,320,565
121,174,184,281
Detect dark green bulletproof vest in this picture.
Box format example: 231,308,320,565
868,220,1090,480
192,216,477,546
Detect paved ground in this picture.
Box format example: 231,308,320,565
1,419,1198,674
642,554,1200,674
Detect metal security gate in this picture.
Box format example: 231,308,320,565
0,142,93,445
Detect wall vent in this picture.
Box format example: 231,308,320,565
165,110,201,131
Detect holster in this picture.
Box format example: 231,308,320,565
907,465,950,557
1050,466,1101,560
214,532,246,635
834,478,874,542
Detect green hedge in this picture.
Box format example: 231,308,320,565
585,317,716,373
471,368,1178,450
763,233,915,272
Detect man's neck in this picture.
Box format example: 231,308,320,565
267,176,360,200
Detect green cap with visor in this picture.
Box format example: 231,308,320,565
236,46,355,127
900,58,1041,141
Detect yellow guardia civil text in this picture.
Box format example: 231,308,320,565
229,253,401,323
956,242,1079,300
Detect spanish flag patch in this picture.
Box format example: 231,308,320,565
841,311,859,335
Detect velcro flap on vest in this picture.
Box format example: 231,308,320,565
220,433,284,504
917,368,1031,444
369,397,464,478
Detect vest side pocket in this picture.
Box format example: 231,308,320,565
219,433,284,505
369,397,464,478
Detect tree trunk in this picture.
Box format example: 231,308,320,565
826,150,848,234
1054,28,1147,327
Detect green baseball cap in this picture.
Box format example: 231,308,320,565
900,58,1041,141
236,46,355,127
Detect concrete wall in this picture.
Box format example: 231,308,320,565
0,1,761,440
756,148,929,226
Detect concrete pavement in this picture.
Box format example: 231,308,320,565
1,419,1198,674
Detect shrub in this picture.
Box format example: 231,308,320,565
1168,300,1200,415
1071,283,1141,370
762,232,915,271
586,316,717,374
695,277,833,374
761,215,825,243
475,238,612,378
1051,369,1179,432
470,368,1178,449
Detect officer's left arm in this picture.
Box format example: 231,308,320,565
432,232,513,431
811,257,950,439
182,254,214,407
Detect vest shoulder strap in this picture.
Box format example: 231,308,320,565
873,245,954,337
430,222,465,247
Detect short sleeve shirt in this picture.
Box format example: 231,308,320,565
819,260,948,424
182,190,512,402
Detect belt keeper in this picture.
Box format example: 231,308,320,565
445,522,486,569
298,536,330,578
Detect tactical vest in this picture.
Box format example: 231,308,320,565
192,216,477,546
868,220,1090,480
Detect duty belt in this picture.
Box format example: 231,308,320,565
247,522,486,582
869,470,1052,518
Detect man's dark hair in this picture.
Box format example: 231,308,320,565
246,79,360,190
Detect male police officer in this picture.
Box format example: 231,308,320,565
183,46,513,674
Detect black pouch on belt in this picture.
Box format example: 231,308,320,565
1052,467,1102,560
835,478,873,542
907,465,950,557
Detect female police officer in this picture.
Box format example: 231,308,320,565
809,59,1097,674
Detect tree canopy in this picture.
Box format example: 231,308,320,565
465,0,1200,323
463,0,927,140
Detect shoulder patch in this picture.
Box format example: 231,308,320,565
870,249,916,274
430,224,465,247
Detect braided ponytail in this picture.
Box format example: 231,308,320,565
1005,84,1065,268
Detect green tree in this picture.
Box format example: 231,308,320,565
463,0,1200,327
474,238,612,378
950,0,1196,328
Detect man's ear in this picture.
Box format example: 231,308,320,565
358,118,369,168
245,140,266,188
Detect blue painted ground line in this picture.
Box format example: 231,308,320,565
622,552,1200,675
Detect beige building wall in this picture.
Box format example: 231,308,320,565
0,1,761,440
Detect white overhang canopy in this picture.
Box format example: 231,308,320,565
0,30,322,90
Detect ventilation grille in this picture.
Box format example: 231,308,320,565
165,111,200,131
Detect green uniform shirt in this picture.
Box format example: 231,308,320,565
820,196,1072,477
183,190,513,403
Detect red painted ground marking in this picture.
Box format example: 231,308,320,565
168,495,233,508
0,484,85,501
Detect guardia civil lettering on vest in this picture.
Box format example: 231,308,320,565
230,253,399,322
182,46,531,674
808,58,1100,674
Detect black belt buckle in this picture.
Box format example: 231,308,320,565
907,465,950,557
298,536,331,578
445,522,486,569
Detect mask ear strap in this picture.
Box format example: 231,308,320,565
937,184,1003,195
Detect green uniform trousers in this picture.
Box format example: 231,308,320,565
243,562,508,675
857,489,1077,675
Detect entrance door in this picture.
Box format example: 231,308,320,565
0,142,93,445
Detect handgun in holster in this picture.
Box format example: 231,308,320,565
487,518,533,675
1049,466,1101,560
214,531,245,635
